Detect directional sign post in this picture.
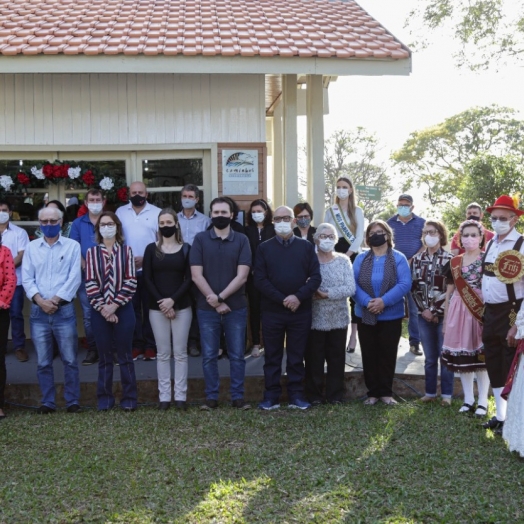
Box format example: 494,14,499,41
356,185,381,201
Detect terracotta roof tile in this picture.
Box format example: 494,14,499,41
0,0,409,59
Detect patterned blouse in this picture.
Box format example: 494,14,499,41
411,247,452,316
444,255,483,290
85,243,137,312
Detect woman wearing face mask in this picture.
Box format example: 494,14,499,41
245,199,275,357
441,220,490,417
143,209,192,410
353,221,411,405
305,223,355,405
85,211,138,412
411,220,454,406
293,202,316,244
324,177,364,354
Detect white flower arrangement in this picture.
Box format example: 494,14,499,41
99,176,114,191
30,166,45,179
68,166,81,179
0,175,14,191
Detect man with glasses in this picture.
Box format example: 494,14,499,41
450,202,494,255
387,194,426,355
481,195,524,434
22,206,82,414
255,206,321,410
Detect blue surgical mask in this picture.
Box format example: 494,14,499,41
397,206,412,218
40,223,61,238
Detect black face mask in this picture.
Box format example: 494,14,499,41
212,216,231,230
130,194,146,207
368,233,387,247
467,215,480,222
159,225,176,238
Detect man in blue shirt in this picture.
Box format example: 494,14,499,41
22,206,82,414
70,188,105,365
387,194,426,355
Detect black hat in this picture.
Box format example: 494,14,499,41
398,194,413,204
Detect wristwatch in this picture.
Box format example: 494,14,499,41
217,294,224,303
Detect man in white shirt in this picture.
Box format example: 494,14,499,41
22,206,82,414
481,195,524,434
116,182,161,361
0,200,30,362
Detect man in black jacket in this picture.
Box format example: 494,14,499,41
254,205,321,410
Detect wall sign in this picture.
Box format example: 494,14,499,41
222,150,258,195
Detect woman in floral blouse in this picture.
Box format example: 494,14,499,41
411,220,454,406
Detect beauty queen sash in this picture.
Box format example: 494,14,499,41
329,205,356,249
451,255,484,324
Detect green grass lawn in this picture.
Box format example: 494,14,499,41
1,400,523,523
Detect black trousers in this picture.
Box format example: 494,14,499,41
358,318,402,398
482,302,519,388
0,308,10,408
305,327,347,402
246,274,262,346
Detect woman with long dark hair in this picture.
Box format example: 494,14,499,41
293,202,316,244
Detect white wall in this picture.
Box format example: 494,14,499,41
0,73,265,146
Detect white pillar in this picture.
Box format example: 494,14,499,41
282,74,298,208
306,74,325,225
272,101,284,208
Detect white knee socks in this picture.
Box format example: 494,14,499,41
475,370,490,409
492,386,507,422
460,373,475,406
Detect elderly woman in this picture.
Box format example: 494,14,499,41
412,220,454,406
353,220,411,405
305,223,355,405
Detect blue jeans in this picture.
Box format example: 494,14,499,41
9,285,26,349
30,303,80,409
197,307,247,401
407,292,420,347
91,302,137,410
418,316,454,398
78,274,97,351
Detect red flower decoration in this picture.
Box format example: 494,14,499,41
17,172,30,186
43,164,55,179
82,170,95,186
117,187,128,202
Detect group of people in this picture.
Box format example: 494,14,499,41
0,179,523,458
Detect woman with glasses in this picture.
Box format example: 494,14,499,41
245,198,275,358
353,220,411,405
143,208,192,410
324,177,364,353
442,220,490,416
305,223,355,405
85,211,138,411
293,202,316,244
412,220,454,406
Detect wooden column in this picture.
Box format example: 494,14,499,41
272,101,284,208
282,74,298,208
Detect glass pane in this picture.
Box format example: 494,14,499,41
0,159,49,177
142,159,203,188
147,191,206,215
0,193,46,221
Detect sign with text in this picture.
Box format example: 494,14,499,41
222,150,259,195
356,185,381,201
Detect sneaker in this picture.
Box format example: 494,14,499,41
36,405,56,414
231,399,251,410
288,398,311,410
188,345,201,357
409,345,422,356
143,348,156,361
258,399,280,410
66,404,81,413
132,348,144,361
200,399,218,411
82,350,99,366
15,347,29,362
482,416,504,430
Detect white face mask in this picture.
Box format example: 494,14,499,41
252,212,265,223
492,220,512,236
182,198,196,209
0,211,9,224
100,225,117,239
319,239,336,253
336,188,350,200
425,235,440,248
87,203,103,215
274,222,292,236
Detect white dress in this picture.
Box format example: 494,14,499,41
503,310,524,457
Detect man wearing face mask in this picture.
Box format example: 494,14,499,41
0,200,30,362
70,189,106,365
387,194,426,356
255,206,322,410
481,195,524,434
450,202,494,255
190,197,252,410
116,182,161,361
22,206,82,414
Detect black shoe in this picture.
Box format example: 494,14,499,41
188,344,201,357
82,350,99,366
174,401,187,411
36,405,56,414
482,416,504,430
231,399,251,410
346,345,355,354
328,399,343,405
494,427,504,436
158,402,171,411
200,399,218,411
409,345,423,356
310,399,324,407
122,407,136,412
66,404,81,413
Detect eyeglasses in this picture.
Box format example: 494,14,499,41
40,219,60,225
100,223,116,229
319,234,336,240
423,230,439,236
490,216,515,223
274,216,293,223
462,233,479,238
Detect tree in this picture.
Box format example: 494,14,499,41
391,105,524,207
406,0,524,69
323,128,393,222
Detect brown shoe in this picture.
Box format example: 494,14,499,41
418,395,437,403
15,347,29,362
